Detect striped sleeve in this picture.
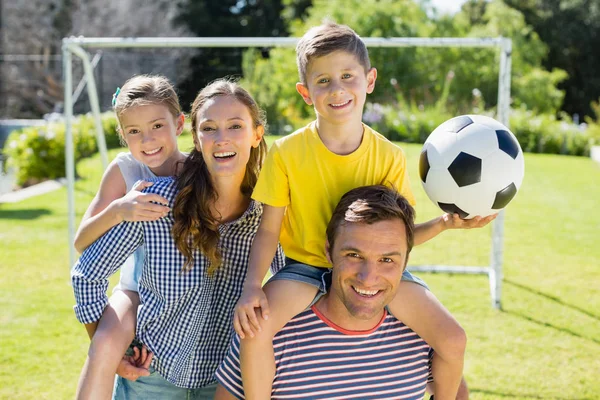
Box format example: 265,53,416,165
215,335,245,400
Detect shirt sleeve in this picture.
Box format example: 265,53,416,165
427,348,434,383
269,243,286,275
214,335,245,400
252,141,290,207
71,221,143,324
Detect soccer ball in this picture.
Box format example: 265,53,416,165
419,115,524,219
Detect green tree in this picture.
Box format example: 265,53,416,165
503,0,600,118
455,0,568,114
174,0,288,109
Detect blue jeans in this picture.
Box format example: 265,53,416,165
113,368,217,400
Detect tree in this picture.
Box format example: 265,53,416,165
173,0,288,109
503,0,600,117
455,0,568,114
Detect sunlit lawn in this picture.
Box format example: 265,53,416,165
1,134,599,399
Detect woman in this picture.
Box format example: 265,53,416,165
71,79,284,400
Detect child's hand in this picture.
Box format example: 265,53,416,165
443,213,497,230
233,286,270,339
114,181,171,222
116,345,153,381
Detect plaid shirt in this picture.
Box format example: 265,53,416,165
72,177,285,388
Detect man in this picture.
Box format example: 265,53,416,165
215,185,468,399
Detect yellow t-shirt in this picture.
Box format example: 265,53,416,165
252,121,415,267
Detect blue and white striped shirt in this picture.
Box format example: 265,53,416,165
72,177,285,389
216,304,433,399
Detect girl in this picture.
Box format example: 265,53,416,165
75,74,186,399
71,79,284,400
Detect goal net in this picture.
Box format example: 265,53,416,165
62,36,512,309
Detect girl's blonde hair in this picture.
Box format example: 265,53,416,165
171,78,268,274
113,75,182,124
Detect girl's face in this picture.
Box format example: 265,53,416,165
119,104,184,175
194,95,264,182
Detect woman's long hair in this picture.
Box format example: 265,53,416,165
171,79,268,274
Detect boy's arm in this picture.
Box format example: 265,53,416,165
74,163,168,253
245,205,285,287
234,205,285,336
414,213,497,246
71,219,143,330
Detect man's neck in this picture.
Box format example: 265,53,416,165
313,295,386,333
315,118,365,156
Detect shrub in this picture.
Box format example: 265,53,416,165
4,112,121,186
363,102,595,157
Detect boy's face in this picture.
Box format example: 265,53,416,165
296,50,377,125
296,51,377,128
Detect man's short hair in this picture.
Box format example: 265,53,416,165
326,185,416,261
296,21,371,85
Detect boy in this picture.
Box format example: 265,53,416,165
234,22,494,399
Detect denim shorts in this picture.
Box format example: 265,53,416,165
113,367,217,400
267,257,429,292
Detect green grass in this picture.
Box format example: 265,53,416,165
1,136,599,399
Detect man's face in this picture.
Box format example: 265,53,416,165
325,218,408,329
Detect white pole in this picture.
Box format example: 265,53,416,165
67,44,108,171
62,36,503,49
490,37,513,310
62,41,76,268
72,51,103,105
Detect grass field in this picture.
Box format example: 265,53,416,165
1,135,599,399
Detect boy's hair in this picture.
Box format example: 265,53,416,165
172,78,268,274
113,74,182,122
326,185,415,263
296,22,371,85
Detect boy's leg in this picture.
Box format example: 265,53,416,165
76,289,139,400
239,269,322,400
387,277,466,400
214,383,238,400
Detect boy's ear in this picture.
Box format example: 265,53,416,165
175,113,185,137
296,82,313,106
366,68,377,94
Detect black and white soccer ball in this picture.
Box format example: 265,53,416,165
419,115,525,219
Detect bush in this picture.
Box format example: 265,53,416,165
509,108,595,156
4,112,122,186
362,102,596,157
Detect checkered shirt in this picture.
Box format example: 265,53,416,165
71,177,285,388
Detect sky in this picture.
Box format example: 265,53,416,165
429,0,468,15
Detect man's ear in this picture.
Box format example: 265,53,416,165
366,67,377,94
325,240,333,265
296,82,313,106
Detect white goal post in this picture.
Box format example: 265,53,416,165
62,36,512,309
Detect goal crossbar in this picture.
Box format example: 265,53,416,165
62,36,512,309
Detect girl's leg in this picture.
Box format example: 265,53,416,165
76,289,139,400
387,281,466,400
240,279,319,400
